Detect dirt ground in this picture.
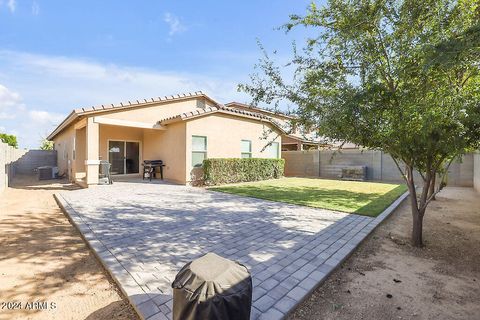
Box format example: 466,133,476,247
289,187,480,320
0,175,138,320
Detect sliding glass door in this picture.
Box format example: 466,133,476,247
125,142,140,174
108,141,140,175
109,141,125,175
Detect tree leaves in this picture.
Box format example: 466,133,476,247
241,0,480,171
240,0,480,245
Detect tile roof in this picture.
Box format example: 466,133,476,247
225,102,295,120
47,91,217,140
158,105,287,134
74,91,211,115
159,105,269,123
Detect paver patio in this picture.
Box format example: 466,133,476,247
55,180,407,320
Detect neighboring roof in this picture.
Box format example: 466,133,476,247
47,91,218,140
225,102,295,120
285,134,322,144
158,105,287,134
286,133,360,149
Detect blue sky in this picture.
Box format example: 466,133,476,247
0,0,316,148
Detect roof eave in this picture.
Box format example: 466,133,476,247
159,108,287,135
47,91,219,140
225,102,296,120
47,111,78,140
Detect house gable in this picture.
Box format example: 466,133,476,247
48,91,217,140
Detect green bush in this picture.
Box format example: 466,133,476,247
0,133,18,148
203,158,285,185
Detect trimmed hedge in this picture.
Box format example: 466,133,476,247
203,158,285,185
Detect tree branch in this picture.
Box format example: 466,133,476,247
423,156,456,208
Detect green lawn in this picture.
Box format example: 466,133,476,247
209,177,408,217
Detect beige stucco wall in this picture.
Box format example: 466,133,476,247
143,122,187,184
74,127,86,176
185,113,282,183
53,124,76,180
282,135,302,150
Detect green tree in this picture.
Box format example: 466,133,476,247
241,0,480,247
0,133,18,148
39,139,54,150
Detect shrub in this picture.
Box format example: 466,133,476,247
203,158,285,185
0,133,18,148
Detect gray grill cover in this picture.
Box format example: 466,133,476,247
172,252,252,320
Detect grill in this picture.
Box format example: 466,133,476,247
142,160,165,181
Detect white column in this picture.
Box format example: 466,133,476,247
85,117,99,185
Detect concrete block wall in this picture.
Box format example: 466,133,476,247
318,150,378,180
445,153,474,187
14,150,57,175
0,142,27,193
0,145,58,193
474,152,480,193
283,150,475,187
283,150,320,177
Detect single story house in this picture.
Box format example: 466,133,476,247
47,91,288,187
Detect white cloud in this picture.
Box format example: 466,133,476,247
0,50,249,148
163,12,187,36
28,110,64,124
31,1,39,15
0,84,62,147
0,0,16,13
0,84,23,119
6,0,15,12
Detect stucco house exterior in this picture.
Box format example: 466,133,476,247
225,102,328,151
47,91,289,187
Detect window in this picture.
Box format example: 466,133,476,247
268,142,280,158
192,136,207,167
241,140,252,158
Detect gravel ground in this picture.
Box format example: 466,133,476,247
0,175,138,320
288,187,480,320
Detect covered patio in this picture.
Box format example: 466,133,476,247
71,117,168,187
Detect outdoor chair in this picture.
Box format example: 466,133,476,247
99,160,113,185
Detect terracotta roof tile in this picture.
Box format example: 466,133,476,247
48,91,213,140
157,105,286,135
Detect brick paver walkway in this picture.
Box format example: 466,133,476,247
56,181,407,320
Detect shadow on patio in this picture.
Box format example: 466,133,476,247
59,181,374,318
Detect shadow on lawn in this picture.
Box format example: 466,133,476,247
211,183,407,217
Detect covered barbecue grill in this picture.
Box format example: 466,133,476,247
172,253,252,320
142,160,165,181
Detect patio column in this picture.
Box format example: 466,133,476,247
85,117,99,185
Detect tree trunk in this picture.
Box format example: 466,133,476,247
428,174,436,200
411,207,424,247
405,165,424,247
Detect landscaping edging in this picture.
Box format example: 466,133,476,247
281,190,409,319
